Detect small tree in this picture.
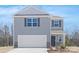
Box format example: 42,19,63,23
65,34,75,46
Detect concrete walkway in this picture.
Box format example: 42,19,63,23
8,48,47,53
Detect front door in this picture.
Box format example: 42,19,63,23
51,36,55,46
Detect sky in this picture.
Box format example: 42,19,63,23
0,5,79,34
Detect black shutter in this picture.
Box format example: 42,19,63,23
52,20,54,27
59,20,61,27
38,18,40,26
24,18,26,26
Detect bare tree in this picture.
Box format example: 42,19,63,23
72,31,79,46
3,25,10,46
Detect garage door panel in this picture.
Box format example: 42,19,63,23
18,35,47,48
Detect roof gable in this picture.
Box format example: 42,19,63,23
15,6,49,16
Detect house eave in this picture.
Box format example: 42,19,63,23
14,15,50,18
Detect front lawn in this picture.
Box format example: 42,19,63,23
0,46,13,53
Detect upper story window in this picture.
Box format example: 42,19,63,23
52,20,61,27
24,18,40,27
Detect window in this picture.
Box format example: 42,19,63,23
52,20,61,27
54,20,59,27
33,18,38,26
59,36,62,42
24,18,40,27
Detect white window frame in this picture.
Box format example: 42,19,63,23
52,20,61,27
25,18,40,27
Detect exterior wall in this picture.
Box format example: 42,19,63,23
55,34,64,46
51,34,64,46
13,16,51,48
50,18,64,47
13,14,65,48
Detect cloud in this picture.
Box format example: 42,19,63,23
0,5,26,27
0,5,26,16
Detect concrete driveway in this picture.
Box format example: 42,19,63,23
8,48,47,53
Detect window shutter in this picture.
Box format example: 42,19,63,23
38,18,40,26
24,18,26,26
52,20,54,27
59,20,61,27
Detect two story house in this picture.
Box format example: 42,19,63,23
13,6,65,48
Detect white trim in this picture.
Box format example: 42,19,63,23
50,16,52,47
13,16,15,47
50,16,63,19
63,33,65,45
14,15,50,18
14,16,63,19
51,18,63,20
51,33,64,34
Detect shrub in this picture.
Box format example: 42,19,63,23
65,39,75,46
60,44,66,49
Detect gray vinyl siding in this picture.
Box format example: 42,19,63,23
55,34,64,46
13,17,51,47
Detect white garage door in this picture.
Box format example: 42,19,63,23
18,35,47,48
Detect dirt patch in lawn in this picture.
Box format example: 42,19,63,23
0,46,13,53
67,46,79,53
47,46,79,53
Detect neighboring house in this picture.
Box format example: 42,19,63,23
13,6,65,48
